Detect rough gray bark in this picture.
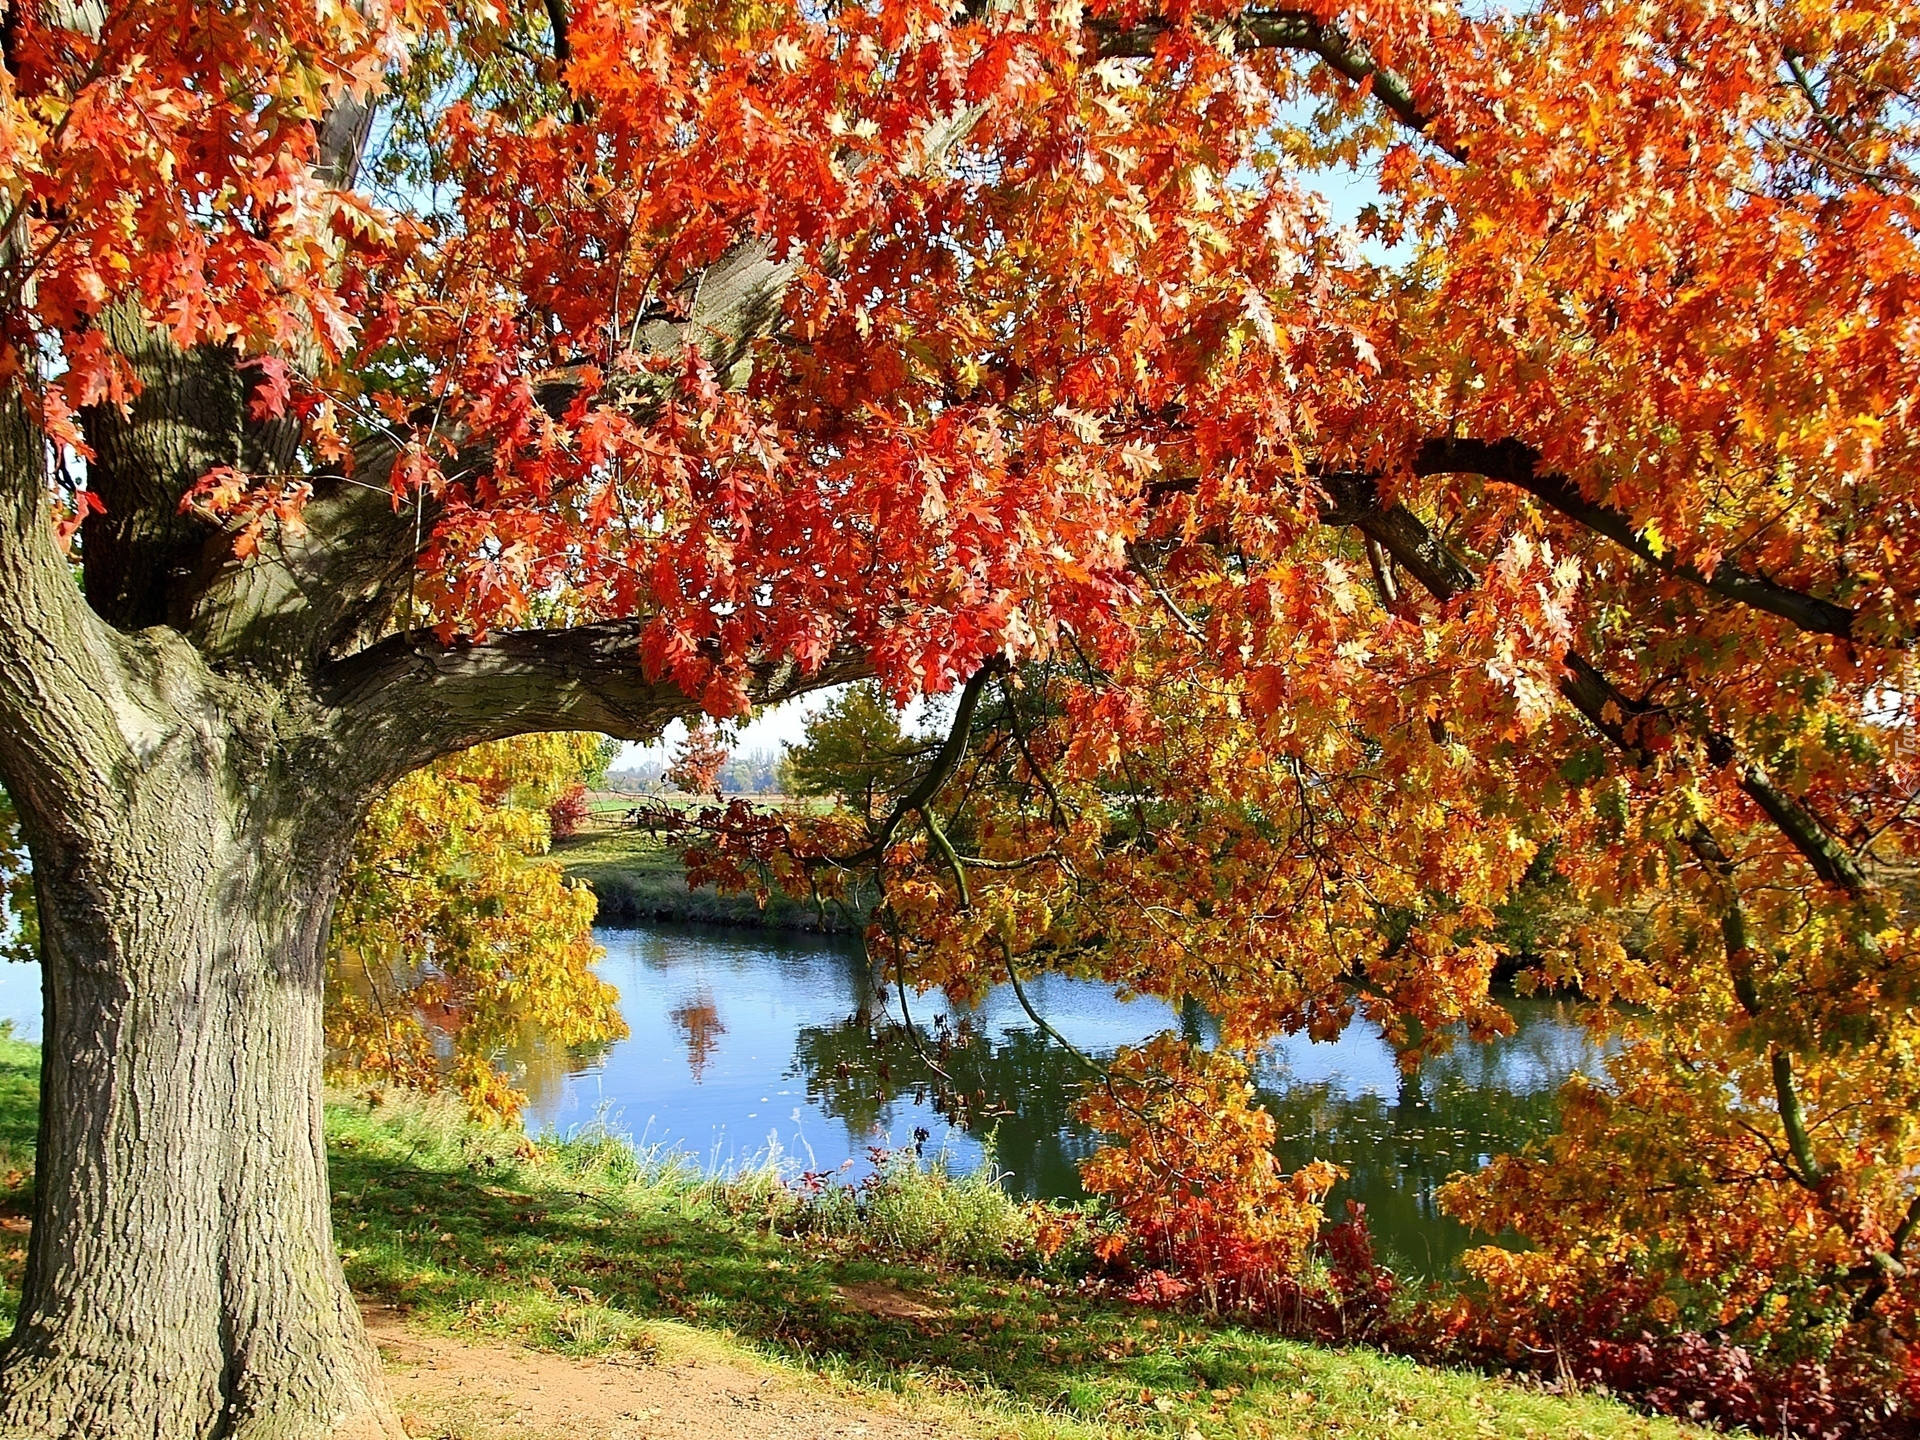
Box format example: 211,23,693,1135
4,757,394,1440
0,463,855,1437
0,386,397,1436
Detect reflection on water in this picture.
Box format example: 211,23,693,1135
0,924,1602,1277
668,988,727,1082
531,923,1610,1277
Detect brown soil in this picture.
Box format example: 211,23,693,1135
364,1303,966,1440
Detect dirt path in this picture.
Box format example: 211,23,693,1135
364,1304,966,1440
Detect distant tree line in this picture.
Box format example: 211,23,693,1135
604,746,785,796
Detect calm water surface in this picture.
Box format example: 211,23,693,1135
524,923,1609,1277
0,921,1607,1276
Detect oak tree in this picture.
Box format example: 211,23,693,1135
0,0,1914,1434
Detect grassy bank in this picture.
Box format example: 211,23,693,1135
0,1043,1701,1440
556,824,871,933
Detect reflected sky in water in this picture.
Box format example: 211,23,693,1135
0,962,37,1041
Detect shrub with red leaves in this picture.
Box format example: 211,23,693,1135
547,783,590,839
1384,1245,1920,1438
1098,1200,1395,1345
1401,1287,1920,1440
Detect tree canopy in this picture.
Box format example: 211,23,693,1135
0,0,1917,1432
781,682,923,818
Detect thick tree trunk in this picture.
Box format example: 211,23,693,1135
0,754,400,1440
0,303,844,1431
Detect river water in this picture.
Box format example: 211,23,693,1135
520,923,1608,1277
0,920,1606,1276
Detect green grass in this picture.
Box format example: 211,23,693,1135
324,1096,1713,1438
555,825,870,932
345,1094,1714,1438
0,1027,34,1185
0,1054,1708,1439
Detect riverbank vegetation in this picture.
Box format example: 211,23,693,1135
557,687,913,932
687,660,1920,1440
556,824,865,932
328,734,626,1121
0,1049,1695,1440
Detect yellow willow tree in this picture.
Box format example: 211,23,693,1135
327,733,624,1122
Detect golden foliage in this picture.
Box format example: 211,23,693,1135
327,734,627,1122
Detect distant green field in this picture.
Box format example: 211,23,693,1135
555,824,870,933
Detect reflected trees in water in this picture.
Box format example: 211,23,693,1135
525,926,1605,1278
670,989,729,1083
787,987,1595,1275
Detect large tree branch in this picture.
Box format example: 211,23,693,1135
1320,476,1874,895
319,620,869,790
76,312,246,630
1094,9,1465,160
0,397,186,846
195,235,807,676
246,129,924,674
61,82,386,661
76,77,385,632
1416,437,1868,644
1319,470,1476,596
624,237,797,394
178,441,424,670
